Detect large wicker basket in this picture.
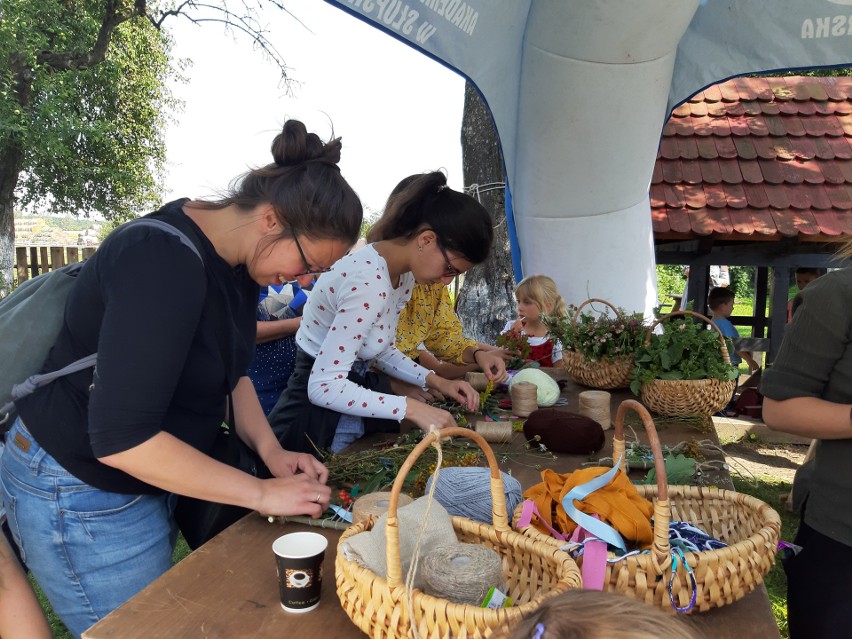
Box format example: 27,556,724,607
336,427,582,638
561,298,635,390
514,400,781,613
639,310,737,416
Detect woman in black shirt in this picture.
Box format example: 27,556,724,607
0,119,362,637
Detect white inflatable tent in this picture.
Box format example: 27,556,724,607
324,0,852,313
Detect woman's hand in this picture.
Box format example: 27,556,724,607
404,398,460,432
473,350,510,384
255,474,332,519
264,448,329,484
428,376,480,413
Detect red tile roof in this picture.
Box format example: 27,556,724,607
652,76,852,241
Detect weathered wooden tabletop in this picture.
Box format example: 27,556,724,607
83,377,781,639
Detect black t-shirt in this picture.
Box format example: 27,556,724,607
17,200,258,494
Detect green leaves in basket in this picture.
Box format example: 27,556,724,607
630,316,739,395
641,454,697,485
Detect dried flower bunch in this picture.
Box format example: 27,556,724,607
495,330,535,369
543,304,646,362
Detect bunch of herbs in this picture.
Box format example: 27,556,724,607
630,315,738,395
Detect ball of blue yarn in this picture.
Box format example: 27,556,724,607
425,467,523,525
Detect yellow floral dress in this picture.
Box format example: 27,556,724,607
395,283,478,364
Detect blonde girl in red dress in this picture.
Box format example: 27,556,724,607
502,275,568,367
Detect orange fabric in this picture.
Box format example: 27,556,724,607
523,467,654,547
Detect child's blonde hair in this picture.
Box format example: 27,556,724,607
493,590,704,639
514,275,568,319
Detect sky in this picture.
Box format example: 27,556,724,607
163,0,467,217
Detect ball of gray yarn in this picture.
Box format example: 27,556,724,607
422,543,505,605
425,467,523,524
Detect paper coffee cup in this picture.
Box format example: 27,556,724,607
272,532,328,613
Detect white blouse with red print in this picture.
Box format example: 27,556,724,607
295,244,429,421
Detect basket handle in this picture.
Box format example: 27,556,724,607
643,309,731,365
384,427,509,590
612,400,670,563
571,298,622,331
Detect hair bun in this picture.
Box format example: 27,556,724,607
271,120,342,168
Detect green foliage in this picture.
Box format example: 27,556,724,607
728,265,755,300
630,315,739,395
543,305,646,362
1,0,179,221
656,264,686,298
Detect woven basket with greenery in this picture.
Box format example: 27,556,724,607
513,400,781,613
544,298,645,390
632,310,738,417
336,427,582,639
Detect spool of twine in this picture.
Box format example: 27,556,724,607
464,371,489,392
578,390,612,431
474,421,513,444
425,466,523,525
511,381,538,417
352,491,413,526
421,543,505,605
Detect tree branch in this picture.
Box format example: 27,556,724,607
37,0,146,71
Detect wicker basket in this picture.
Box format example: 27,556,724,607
336,427,582,638
561,298,635,390
639,310,737,416
514,400,781,613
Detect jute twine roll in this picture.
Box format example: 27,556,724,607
511,381,538,417
421,543,505,606
474,421,513,444
578,390,612,431
352,491,413,526
464,371,489,392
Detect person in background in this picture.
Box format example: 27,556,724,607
761,236,852,639
679,264,729,310
502,275,567,367
786,267,825,324
396,282,511,382
248,281,309,414
491,589,702,639
708,286,759,417
0,119,354,637
267,171,492,455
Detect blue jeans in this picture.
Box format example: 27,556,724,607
1,418,177,638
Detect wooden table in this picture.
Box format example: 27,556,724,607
84,378,781,638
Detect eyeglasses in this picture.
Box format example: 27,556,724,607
291,232,333,277
436,242,462,278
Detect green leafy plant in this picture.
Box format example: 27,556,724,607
630,316,739,395
543,306,646,362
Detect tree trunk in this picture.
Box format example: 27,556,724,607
457,82,516,344
0,140,23,298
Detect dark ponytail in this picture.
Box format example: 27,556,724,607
367,171,493,264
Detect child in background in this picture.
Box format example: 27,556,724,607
502,275,568,367
708,286,758,417
492,590,703,639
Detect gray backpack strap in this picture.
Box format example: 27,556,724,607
127,218,203,263
0,217,204,426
